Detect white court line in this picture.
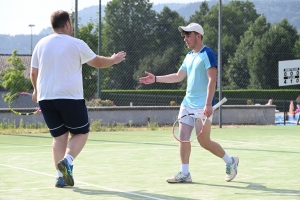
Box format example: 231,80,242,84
1,140,298,154
1,139,298,150
0,141,175,149
0,147,177,155
0,163,164,200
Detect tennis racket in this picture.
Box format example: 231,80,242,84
172,97,227,143
8,92,41,115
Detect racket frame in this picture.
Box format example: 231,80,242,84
172,97,228,143
8,92,41,115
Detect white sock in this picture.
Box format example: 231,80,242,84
181,164,189,175
57,170,63,177
64,154,74,165
222,153,232,164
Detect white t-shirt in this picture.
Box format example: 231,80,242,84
31,34,96,101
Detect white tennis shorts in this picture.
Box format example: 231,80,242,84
178,104,213,126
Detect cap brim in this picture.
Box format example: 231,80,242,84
178,26,191,33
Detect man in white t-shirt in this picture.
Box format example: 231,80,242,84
30,10,126,188
139,23,239,183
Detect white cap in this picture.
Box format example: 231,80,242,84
178,23,204,35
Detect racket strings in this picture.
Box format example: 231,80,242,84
8,92,40,115
194,118,205,134
174,116,205,142
178,122,194,141
172,98,227,143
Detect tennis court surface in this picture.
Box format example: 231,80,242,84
0,126,299,200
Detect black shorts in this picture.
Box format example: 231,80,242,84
39,99,90,137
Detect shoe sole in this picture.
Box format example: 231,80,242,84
55,184,65,188
167,180,192,183
55,181,67,188
226,158,239,182
166,178,192,183
58,160,74,186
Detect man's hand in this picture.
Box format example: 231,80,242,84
32,90,37,103
111,51,126,64
139,71,155,84
203,104,213,118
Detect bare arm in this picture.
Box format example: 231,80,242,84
204,66,217,117
30,67,38,102
139,69,187,84
87,51,126,68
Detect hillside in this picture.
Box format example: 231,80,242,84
77,0,300,30
0,0,299,54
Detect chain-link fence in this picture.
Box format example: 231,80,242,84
0,0,300,126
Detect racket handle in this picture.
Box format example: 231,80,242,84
213,97,227,110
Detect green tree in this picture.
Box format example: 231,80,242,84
248,19,298,89
226,15,271,89
188,1,210,26
103,0,157,89
155,7,185,53
203,1,258,51
293,34,300,58
202,1,259,86
0,50,31,101
77,22,99,99
133,6,186,90
134,47,182,89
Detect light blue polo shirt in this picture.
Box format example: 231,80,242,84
180,46,217,108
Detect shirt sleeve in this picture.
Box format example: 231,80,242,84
79,40,97,64
180,57,187,71
205,49,217,69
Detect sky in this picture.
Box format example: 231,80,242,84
0,0,204,35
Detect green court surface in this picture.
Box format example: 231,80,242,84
0,126,299,200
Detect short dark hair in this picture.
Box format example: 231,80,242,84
51,10,70,29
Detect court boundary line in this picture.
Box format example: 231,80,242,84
0,140,176,149
0,147,176,155
0,163,164,200
1,139,298,150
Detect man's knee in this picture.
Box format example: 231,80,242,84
197,137,212,149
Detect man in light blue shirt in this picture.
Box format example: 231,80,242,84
139,23,239,183
180,45,217,108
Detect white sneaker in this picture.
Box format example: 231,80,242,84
225,156,239,182
166,172,192,183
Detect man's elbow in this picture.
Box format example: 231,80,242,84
30,71,37,77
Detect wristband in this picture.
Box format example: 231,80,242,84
155,76,156,82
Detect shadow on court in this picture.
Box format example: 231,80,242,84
5,135,300,155
88,138,178,147
189,181,300,198
2,134,178,147
72,187,198,200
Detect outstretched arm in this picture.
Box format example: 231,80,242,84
139,70,186,85
87,51,126,68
